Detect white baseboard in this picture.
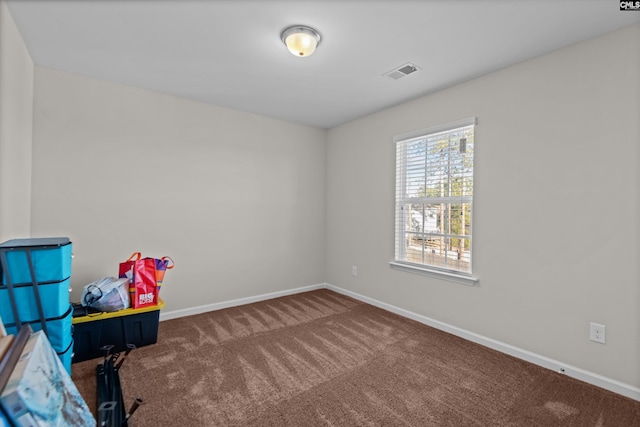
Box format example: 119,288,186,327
159,283,325,322
158,281,640,402
325,283,640,402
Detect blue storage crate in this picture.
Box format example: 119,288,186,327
0,278,71,325
57,339,74,375
4,305,73,374
0,238,72,285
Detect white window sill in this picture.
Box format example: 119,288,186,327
388,261,479,286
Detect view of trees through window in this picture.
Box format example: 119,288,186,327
395,123,474,274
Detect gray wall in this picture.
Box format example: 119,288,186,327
325,23,640,388
0,0,33,241
31,67,327,312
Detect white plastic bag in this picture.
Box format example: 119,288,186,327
81,277,130,312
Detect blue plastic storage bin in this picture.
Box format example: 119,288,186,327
0,278,71,324
4,305,74,375
0,238,72,285
57,339,74,375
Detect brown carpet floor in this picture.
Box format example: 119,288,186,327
72,289,640,426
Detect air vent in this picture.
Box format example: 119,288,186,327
383,62,420,80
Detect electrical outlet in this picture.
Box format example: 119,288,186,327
352,266,358,277
589,322,606,344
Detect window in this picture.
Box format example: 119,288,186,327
393,117,476,277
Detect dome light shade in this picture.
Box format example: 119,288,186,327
281,25,321,57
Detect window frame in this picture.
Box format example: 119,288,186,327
390,117,478,286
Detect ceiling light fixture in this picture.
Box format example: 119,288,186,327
281,25,321,57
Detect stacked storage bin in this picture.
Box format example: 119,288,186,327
0,238,73,374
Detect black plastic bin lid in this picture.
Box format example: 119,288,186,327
0,237,71,249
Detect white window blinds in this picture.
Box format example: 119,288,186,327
394,117,476,275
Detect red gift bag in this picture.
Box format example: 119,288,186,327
119,252,174,309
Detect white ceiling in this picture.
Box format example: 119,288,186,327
6,0,640,129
